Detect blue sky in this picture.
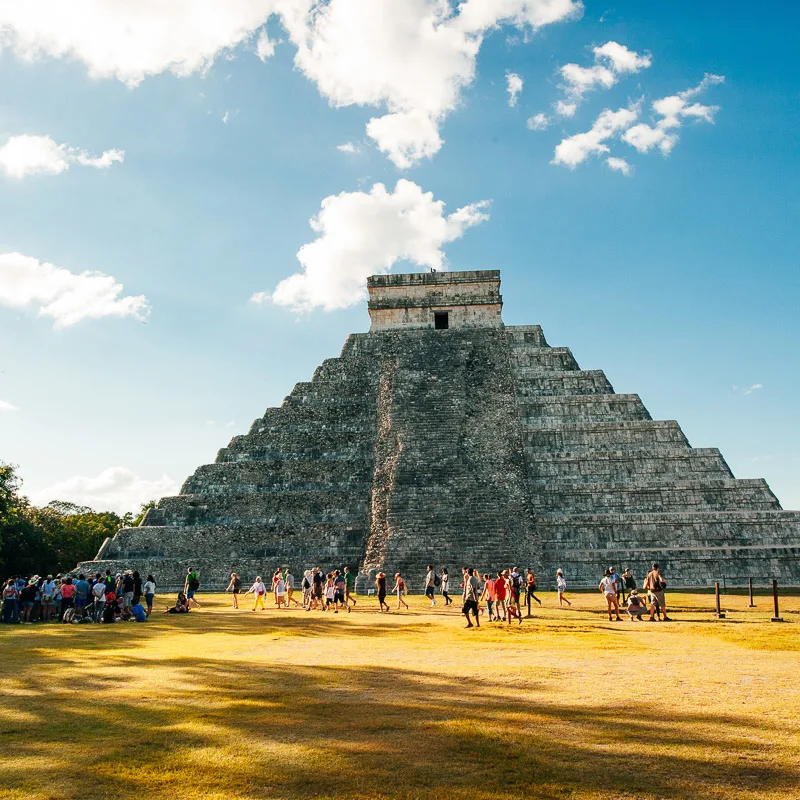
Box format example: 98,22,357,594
0,0,798,512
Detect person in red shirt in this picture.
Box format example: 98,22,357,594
480,574,497,621
59,578,76,621
494,570,507,618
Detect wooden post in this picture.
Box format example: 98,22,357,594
771,579,783,622
714,581,726,619
748,577,756,608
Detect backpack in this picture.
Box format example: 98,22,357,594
190,577,200,591
433,573,441,587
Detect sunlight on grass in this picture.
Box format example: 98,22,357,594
1,591,799,800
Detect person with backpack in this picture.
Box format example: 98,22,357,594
393,573,409,610
225,572,241,608
185,568,201,609
461,568,481,628
644,563,671,621
424,565,437,607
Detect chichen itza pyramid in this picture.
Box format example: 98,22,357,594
81,270,800,588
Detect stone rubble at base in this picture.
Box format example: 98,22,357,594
78,270,800,590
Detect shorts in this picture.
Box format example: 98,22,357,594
186,589,195,599
75,597,87,608
334,591,345,603
425,586,435,598
462,599,478,615
314,586,323,598
650,590,666,608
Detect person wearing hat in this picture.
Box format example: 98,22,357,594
375,572,389,612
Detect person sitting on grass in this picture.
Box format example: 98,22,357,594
164,592,189,615
131,601,148,622
626,590,647,621
102,597,120,623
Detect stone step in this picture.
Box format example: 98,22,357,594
525,446,732,482
518,393,651,423
216,444,371,463
514,369,614,397
156,491,368,526
182,460,372,494
523,420,689,452
504,325,549,347
530,477,779,513
537,509,800,551
254,402,374,427
509,347,580,371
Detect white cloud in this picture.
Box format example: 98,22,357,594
255,28,279,61
555,99,577,117
0,134,124,179
622,73,724,155
744,383,763,396
0,252,149,329
0,399,19,412
260,179,490,312
506,72,523,107
29,467,179,515
557,40,651,113
606,156,631,175
0,1,583,167
366,109,443,169
552,105,638,167
527,113,550,131
336,142,358,153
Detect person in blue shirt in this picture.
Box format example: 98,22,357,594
74,574,90,610
131,602,148,622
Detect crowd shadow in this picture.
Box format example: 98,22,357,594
1,647,796,800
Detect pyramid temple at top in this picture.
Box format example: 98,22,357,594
81,270,800,589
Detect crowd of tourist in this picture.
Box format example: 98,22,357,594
1,569,156,624
2,561,670,627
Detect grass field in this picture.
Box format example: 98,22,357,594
2,589,799,800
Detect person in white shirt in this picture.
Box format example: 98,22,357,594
424,565,437,607
275,577,286,609
92,580,106,621
143,575,156,616
556,569,572,607
247,577,268,611
599,570,623,621
41,577,57,622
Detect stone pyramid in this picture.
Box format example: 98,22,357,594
81,270,800,589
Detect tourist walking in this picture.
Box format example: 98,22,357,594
324,573,336,611
301,570,313,609
556,569,572,606
393,573,409,610
286,570,299,606
461,568,480,628
599,570,623,621
525,568,542,615
440,568,452,605
185,568,201,609
644,563,671,621
143,574,156,616
275,573,287,609
344,566,357,607
225,572,241,608
376,572,390,612
333,571,347,613
494,570,507,618
312,567,324,609
480,573,496,621
425,565,437,607
247,576,268,611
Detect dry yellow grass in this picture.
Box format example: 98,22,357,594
1,589,799,800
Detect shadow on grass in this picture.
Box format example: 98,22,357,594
1,650,797,800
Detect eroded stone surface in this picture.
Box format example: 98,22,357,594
79,271,800,589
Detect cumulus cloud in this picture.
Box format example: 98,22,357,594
0,252,149,328
527,113,550,131
0,134,124,179
606,156,631,175
336,142,358,153
29,467,179,515
506,72,523,106
0,1,583,167
255,28,279,61
552,105,638,167
0,399,19,412
556,40,651,114
622,73,724,155
257,179,490,312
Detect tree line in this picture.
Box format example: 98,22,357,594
0,462,151,577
